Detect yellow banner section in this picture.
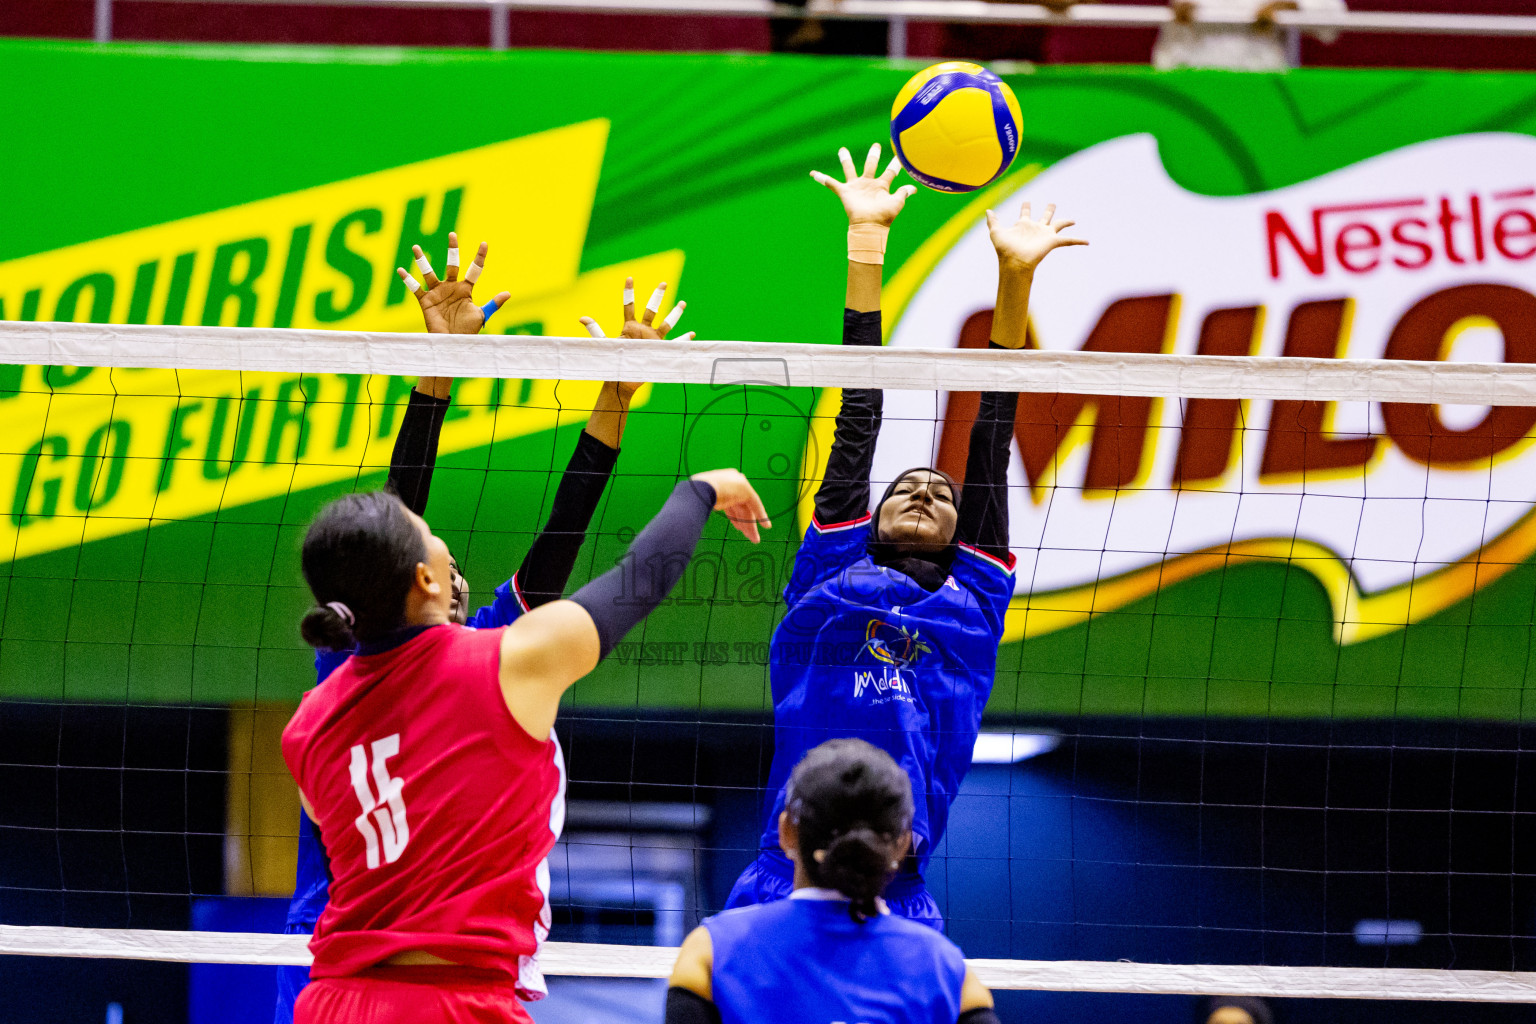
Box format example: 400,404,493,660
0,120,685,561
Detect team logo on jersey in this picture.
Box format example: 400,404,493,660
861,618,932,668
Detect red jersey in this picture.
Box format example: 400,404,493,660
281,624,566,999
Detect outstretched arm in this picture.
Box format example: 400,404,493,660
499,278,699,612
498,468,769,739
387,232,512,515
808,143,916,527
955,202,1087,558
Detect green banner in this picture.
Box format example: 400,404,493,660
4,40,1536,720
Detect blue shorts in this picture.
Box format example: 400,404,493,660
274,920,314,1024
724,850,943,930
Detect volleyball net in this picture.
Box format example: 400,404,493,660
4,320,1536,1006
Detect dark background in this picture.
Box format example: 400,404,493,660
4,702,1535,1022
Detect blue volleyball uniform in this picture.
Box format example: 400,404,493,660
705,891,967,1024
727,309,1020,929
273,395,619,1024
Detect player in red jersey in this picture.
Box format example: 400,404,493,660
282,470,768,1024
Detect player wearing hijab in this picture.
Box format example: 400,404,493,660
284,469,767,1024
275,235,693,1023
725,144,1086,929
669,738,999,1024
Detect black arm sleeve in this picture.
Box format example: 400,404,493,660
665,988,722,1024
954,347,1018,562
512,431,620,609
958,1008,1002,1024
570,480,715,659
813,309,883,526
385,388,451,517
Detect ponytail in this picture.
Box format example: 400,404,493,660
786,738,914,923
816,826,898,921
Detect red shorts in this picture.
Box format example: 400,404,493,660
295,966,532,1024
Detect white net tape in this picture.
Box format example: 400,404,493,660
4,320,1536,403
1,926,1535,1001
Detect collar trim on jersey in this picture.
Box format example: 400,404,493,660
789,887,891,914
354,623,436,657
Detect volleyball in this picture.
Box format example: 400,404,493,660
890,61,1022,194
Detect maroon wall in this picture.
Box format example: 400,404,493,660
5,0,1536,70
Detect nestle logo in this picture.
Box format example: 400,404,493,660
1265,188,1536,280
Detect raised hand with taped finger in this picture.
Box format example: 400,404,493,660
579,276,693,405
396,231,512,336
580,276,694,344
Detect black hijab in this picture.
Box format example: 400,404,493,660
866,467,959,592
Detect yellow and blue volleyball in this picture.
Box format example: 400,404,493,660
890,62,1022,194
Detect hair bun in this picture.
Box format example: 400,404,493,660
300,604,356,652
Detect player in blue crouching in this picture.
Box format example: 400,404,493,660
725,144,1086,929
669,739,999,1024
274,234,689,1024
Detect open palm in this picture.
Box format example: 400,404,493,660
986,202,1088,270
397,231,512,335
811,143,917,226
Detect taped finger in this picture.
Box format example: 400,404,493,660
580,316,606,339
661,300,687,333
446,245,460,269
881,155,903,183
480,298,501,323
397,269,424,297
622,279,635,320
413,247,438,286
644,282,666,324
862,142,881,178
465,258,483,284
837,146,857,181
676,331,696,342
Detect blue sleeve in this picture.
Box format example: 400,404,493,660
952,543,1017,639
313,648,348,683
783,516,870,608
464,576,528,630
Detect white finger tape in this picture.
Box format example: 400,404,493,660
661,301,686,331
623,285,635,308
464,261,482,283
446,247,460,268
646,285,666,314
583,320,606,339
402,273,423,295
414,254,434,277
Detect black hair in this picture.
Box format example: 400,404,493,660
867,466,960,590
299,491,428,651
786,737,914,922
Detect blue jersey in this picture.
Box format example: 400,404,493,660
274,578,531,1024
705,891,966,1024
759,514,1014,872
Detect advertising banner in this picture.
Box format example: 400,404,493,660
3,41,1536,718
